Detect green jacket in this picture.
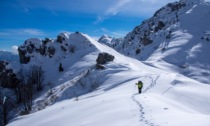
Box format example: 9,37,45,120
136,81,143,88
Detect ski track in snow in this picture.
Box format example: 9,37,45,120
132,74,160,126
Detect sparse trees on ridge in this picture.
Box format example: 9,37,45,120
27,65,44,91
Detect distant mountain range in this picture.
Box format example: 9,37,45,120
0,51,19,62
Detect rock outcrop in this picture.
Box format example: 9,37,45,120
96,52,115,65
96,52,115,69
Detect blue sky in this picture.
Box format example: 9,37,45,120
0,0,177,52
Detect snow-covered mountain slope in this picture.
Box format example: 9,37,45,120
15,31,133,111
114,0,210,83
8,30,210,126
8,48,210,126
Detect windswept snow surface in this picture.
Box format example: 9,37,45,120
8,33,210,126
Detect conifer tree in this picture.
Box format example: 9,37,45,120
59,63,64,72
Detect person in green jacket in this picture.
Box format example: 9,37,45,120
136,80,143,94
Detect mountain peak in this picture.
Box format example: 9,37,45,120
18,31,98,64
57,32,71,40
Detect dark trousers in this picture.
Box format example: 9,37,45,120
138,88,142,94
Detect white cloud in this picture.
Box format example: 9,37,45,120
100,28,127,38
15,0,177,23
16,0,115,15
108,0,177,17
17,0,184,17
94,16,107,24
0,29,46,52
0,28,45,37
100,28,110,33
11,45,18,54
94,0,131,24
22,29,44,35
106,0,131,16
93,0,177,24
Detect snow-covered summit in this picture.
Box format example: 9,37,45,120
18,32,99,64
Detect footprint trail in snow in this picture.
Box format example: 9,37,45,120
132,74,160,126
